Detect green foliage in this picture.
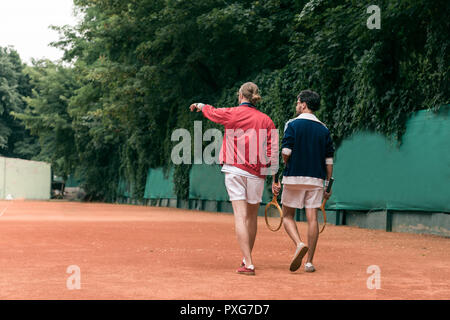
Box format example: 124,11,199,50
48,0,301,200
173,164,191,200
0,47,38,158
14,60,79,177
286,0,449,143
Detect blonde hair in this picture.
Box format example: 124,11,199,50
239,82,261,105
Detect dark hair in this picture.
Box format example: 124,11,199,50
297,90,321,111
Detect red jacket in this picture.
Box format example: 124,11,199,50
202,103,278,178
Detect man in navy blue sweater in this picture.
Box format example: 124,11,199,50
273,90,334,273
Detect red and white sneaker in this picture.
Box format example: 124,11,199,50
236,265,255,276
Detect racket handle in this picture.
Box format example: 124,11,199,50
326,177,334,193
274,173,279,183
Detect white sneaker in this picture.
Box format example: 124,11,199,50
305,262,316,272
289,243,309,272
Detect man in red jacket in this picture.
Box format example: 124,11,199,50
190,82,278,275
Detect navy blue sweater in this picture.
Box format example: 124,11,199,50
282,115,334,180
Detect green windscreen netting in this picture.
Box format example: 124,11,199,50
189,164,229,201
189,164,272,203
117,178,132,198
125,106,448,213
327,105,449,213
144,168,176,199
65,175,81,188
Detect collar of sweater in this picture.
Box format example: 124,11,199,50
296,113,327,128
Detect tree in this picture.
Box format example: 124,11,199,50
21,0,448,201
14,60,79,177
0,47,38,159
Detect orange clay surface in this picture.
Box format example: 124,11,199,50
0,200,448,300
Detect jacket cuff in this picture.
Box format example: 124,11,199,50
195,103,205,111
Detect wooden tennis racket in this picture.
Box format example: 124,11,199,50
319,177,334,234
265,174,283,232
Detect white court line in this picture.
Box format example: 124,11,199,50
0,201,13,217
0,207,8,217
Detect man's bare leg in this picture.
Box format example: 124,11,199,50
282,205,303,246
246,202,259,252
305,207,319,263
283,205,309,271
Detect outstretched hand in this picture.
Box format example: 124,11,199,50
189,103,204,112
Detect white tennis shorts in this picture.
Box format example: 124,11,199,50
281,184,324,209
224,173,265,204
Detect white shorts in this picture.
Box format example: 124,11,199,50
281,184,324,209
224,173,265,204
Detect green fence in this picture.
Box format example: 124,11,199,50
144,167,176,199
188,164,272,203
189,164,228,201
327,105,449,213
117,168,176,203
117,177,133,198
117,105,449,236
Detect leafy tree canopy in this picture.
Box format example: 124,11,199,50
11,0,449,200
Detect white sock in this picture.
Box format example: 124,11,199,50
243,258,254,270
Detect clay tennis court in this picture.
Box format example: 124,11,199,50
0,200,448,300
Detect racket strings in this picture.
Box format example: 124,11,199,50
266,204,281,218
